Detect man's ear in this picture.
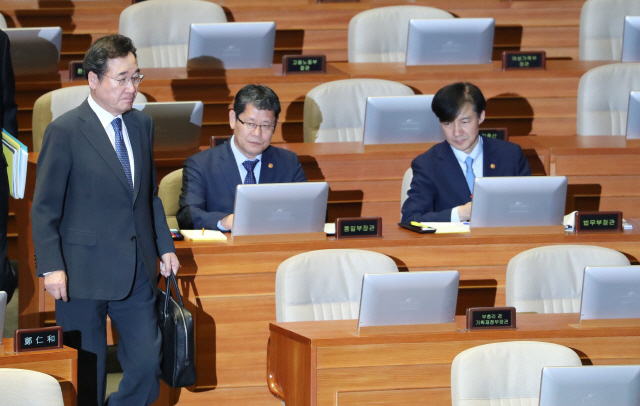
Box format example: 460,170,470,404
229,110,236,130
88,71,98,90
478,110,486,125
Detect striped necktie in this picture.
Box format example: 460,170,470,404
111,118,133,193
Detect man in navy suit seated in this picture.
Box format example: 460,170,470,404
401,82,531,223
177,84,307,231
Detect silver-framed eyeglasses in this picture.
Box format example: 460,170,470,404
103,74,145,87
237,117,276,134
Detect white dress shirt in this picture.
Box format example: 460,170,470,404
449,136,483,222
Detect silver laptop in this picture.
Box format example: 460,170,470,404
0,291,7,344
357,271,459,330
626,91,640,139
470,176,567,228
622,16,640,62
406,18,495,66
4,27,62,77
363,95,445,145
538,365,640,406
232,182,329,237
131,102,203,153
187,22,276,70
580,265,640,321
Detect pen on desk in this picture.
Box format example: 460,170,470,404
202,228,205,235
411,221,424,228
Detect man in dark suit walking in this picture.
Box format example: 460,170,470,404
31,35,179,406
0,29,18,303
177,84,307,231
401,82,531,223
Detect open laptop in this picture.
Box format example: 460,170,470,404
131,101,203,153
187,22,276,70
232,182,329,237
538,365,640,406
622,16,640,62
0,291,7,344
362,95,445,145
357,271,459,331
470,176,567,228
626,91,640,139
406,18,495,66
4,27,62,77
580,265,640,321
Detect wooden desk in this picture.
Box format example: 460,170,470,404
0,338,78,406
266,314,640,406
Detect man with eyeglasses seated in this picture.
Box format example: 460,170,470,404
177,84,307,231
31,34,179,406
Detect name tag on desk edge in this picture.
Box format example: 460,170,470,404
282,55,326,75
479,128,509,142
336,217,382,239
466,307,516,331
502,51,546,70
576,211,623,233
14,326,63,353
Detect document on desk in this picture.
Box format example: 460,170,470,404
181,229,228,241
420,222,470,234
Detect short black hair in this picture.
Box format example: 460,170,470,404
431,82,486,122
233,84,281,120
83,35,137,80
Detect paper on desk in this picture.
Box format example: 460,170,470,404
420,222,470,234
181,229,228,241
324,223,336,235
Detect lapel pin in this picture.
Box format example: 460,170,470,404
490,163,496,169
268,163,273,168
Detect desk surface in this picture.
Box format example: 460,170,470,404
268,314,640,406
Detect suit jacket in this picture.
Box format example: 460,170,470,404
177,140,307,230
31,100,175,300
401,136,531,223
0,30,18,161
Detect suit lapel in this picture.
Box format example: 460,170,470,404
123,112,142,202
437,142,473,201
258,146,275,183
218,141,243,195
77,101,133,197
481,136,498,177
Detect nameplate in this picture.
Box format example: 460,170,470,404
576,211,622,233
68,61,85,81
14,326,63,353
466,307,516,331
336,217,382,239
210,136,229,148
479,128,509,142
502,51,546,70
282,55,327,75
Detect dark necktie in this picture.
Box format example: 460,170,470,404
465,156,475,194
242,159,259,184
111,118,133,193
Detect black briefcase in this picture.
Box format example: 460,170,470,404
157,273,196,388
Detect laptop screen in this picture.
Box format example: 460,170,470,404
0,291,7,345
132,102,203,153
580,265,640,321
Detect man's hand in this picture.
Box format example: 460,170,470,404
44,271,68,302
458,202,473,221
220,214,234,231
160,252,180,277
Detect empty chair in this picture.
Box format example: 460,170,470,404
451,341,582,406
348,6,454,63
579,0,640,61
0,368,64,406
400,167,413,209
275,249,398,322
506,245,630,313
577,63,640,135
32,86,147,152
158,168,183,230
303,79,414,143
119,0,227,68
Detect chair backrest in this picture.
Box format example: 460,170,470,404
158,168,183,230
0,16,7,29
451,341,582,406
119,0,227,68
303,79,414,143
400,167,413,210
0,368,64,406
32,86,147,152
275,249,398,322
577,63,640,135
348,6,454,63
506,245,630,314
579,0,640,61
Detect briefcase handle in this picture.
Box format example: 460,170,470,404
160,273,185,317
